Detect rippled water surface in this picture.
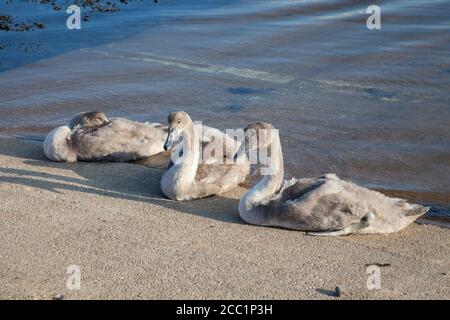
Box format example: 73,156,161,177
1,0,449,220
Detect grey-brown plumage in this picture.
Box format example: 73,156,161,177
69,111,111,130
161,111,250,201
70,117,167,162
239,122,428,236
44,111,240,164
43,112,167,162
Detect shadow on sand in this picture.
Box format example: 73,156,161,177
0,138,246,225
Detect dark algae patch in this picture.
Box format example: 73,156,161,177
0,0,166,71
0,0,163,32
0,15,46,32
0,15,12,31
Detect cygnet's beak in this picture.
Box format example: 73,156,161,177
163,128,175,151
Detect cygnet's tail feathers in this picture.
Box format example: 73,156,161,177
404,204,429,217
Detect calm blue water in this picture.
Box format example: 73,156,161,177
0,0,449,219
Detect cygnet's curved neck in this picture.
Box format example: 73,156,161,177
241,131,284,211
173,122,200,184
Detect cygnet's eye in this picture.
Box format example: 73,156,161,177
177,120,181,124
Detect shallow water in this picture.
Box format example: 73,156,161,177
0,0,449,220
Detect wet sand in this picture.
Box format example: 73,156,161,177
0,137,449,299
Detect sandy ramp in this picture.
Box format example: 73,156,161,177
0,138,448,299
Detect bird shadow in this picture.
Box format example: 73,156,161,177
0,138,246,225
